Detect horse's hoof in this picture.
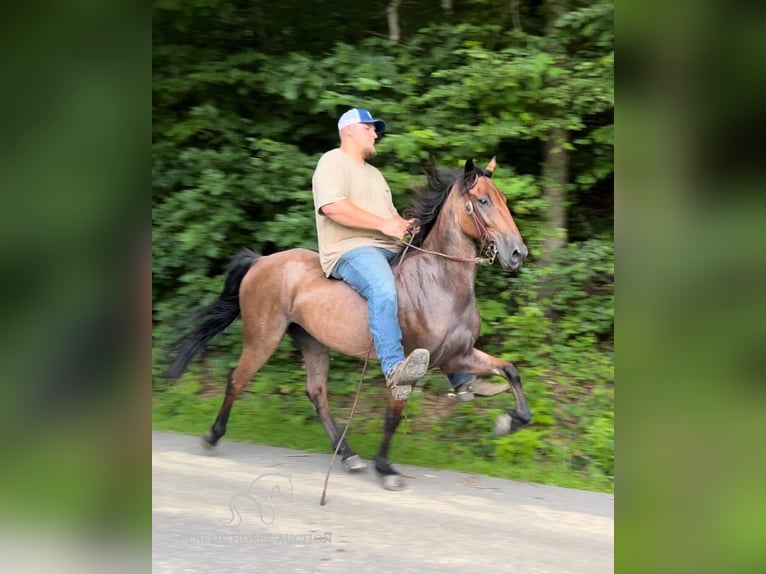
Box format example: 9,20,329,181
381,474,405,491
201,432,218,449
493,413,512,436
493,411,530,435
510,413,530,432
342,455,368,472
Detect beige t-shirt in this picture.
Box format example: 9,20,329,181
312,148,400,276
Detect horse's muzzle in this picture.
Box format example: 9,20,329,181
498,238,528,270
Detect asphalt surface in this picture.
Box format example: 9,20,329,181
152,431,613,573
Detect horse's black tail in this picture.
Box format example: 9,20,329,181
166,249,261,379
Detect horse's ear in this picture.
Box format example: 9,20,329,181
486,156,496,177
464,158,475,175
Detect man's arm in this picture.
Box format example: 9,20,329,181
320,199,413,240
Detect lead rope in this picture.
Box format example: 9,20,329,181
319,340,374,506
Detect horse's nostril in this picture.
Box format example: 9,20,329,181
508,245,527,268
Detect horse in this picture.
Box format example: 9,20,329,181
167,157,531,490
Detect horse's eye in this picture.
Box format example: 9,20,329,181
478,197,490,206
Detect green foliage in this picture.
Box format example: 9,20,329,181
153,1,614,491
470,237,614,484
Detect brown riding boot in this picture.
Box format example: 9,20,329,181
451,377,510,402
385,348,430,401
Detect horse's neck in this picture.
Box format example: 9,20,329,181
421,210,479,277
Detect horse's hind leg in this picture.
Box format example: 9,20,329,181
203,324,288,448
375,396,407,490
287,325,366,472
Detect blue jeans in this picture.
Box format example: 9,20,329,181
331,246,472,384
330,246,404,376
447,373,475,389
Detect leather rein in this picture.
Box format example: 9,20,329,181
398,193,498,265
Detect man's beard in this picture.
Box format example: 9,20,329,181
362,145,377,159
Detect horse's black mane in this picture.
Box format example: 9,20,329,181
400,162,490,249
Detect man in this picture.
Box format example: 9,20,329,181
312,108,429,401
313,108,507,402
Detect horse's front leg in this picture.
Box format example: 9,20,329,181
445,348,532,435
493,361,532,434
375,396,407,490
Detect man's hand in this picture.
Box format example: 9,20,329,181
321,200,419,241
379,216,412,240
405,218,420,237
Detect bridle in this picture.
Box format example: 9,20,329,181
399,178,498,265
464,197,498,264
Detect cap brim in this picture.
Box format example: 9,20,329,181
371,119,386,135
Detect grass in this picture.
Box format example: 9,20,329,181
152,353,613,494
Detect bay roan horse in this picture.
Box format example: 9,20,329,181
168,158,531,490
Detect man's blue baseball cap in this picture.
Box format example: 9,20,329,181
337,108,386,135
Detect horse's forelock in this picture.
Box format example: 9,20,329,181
462,170,480,191
465,165,492,189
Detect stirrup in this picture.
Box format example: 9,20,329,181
448,387,475,402
449,378,510,401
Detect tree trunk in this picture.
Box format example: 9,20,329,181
510,0,523,32
540,0,569,264
541,130,569,263
387,0,401,43
441,0,453,13
545,0,566,34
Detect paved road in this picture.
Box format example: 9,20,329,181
152,431,613,573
